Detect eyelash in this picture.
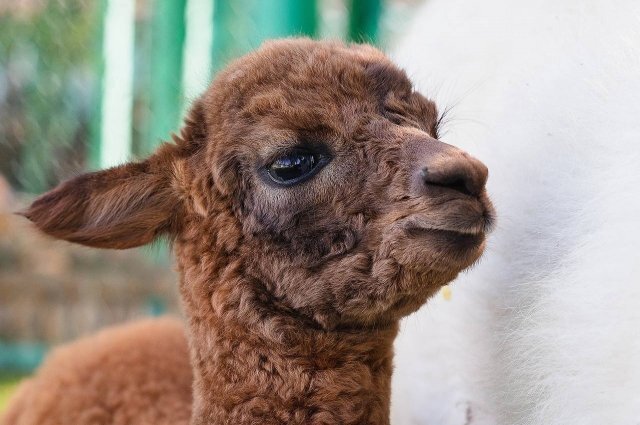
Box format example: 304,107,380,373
385,106,442,139
433,106,451,139
385,108,425,132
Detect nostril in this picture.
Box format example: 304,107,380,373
420,167,475,197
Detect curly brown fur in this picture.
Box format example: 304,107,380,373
5,38,494,425
1,318,191,425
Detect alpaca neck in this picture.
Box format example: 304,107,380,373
178,259,398,425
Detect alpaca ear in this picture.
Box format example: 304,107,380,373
21,101,208,249
20,158,181,249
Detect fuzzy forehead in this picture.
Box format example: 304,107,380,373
195,38,443,185
202,39,417,128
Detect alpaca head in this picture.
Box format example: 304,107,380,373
23,39,494,329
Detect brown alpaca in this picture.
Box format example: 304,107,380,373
2,39,494,425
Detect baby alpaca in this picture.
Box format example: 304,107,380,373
3,39,493,425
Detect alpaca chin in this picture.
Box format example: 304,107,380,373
391,1,640,424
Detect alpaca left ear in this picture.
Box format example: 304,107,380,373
20,101,208,249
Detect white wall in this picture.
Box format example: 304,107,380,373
391,1,640,424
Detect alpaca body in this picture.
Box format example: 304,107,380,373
1,316,395,425
391,1,640,424
2,318,192,425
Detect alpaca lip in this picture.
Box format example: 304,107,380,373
403,202,494,237
406,227,486,256
407,226,486,239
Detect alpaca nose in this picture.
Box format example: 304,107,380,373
420,155,488,197
410,139,488,198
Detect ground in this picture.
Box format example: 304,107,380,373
0,374,25,414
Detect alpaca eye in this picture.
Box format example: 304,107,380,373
266,148,323,185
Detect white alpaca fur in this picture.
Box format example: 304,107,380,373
390,1,640,424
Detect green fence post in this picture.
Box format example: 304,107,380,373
211,0,237,73
348,0,383,44
98,0,136,169
144,0,187,156
256,0,318,40
212,0,318,73
181,0,214,112
89,0,107,170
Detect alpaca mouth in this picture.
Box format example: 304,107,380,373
400,224,487,271
404,199,495,238
407,226,486,247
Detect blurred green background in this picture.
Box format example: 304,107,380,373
0,0,423,411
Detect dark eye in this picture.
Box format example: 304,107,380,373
266,148,325,186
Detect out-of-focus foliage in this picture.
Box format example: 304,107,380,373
0,1,100,193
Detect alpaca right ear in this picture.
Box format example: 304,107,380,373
20,158,181,249
20,101,208,249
